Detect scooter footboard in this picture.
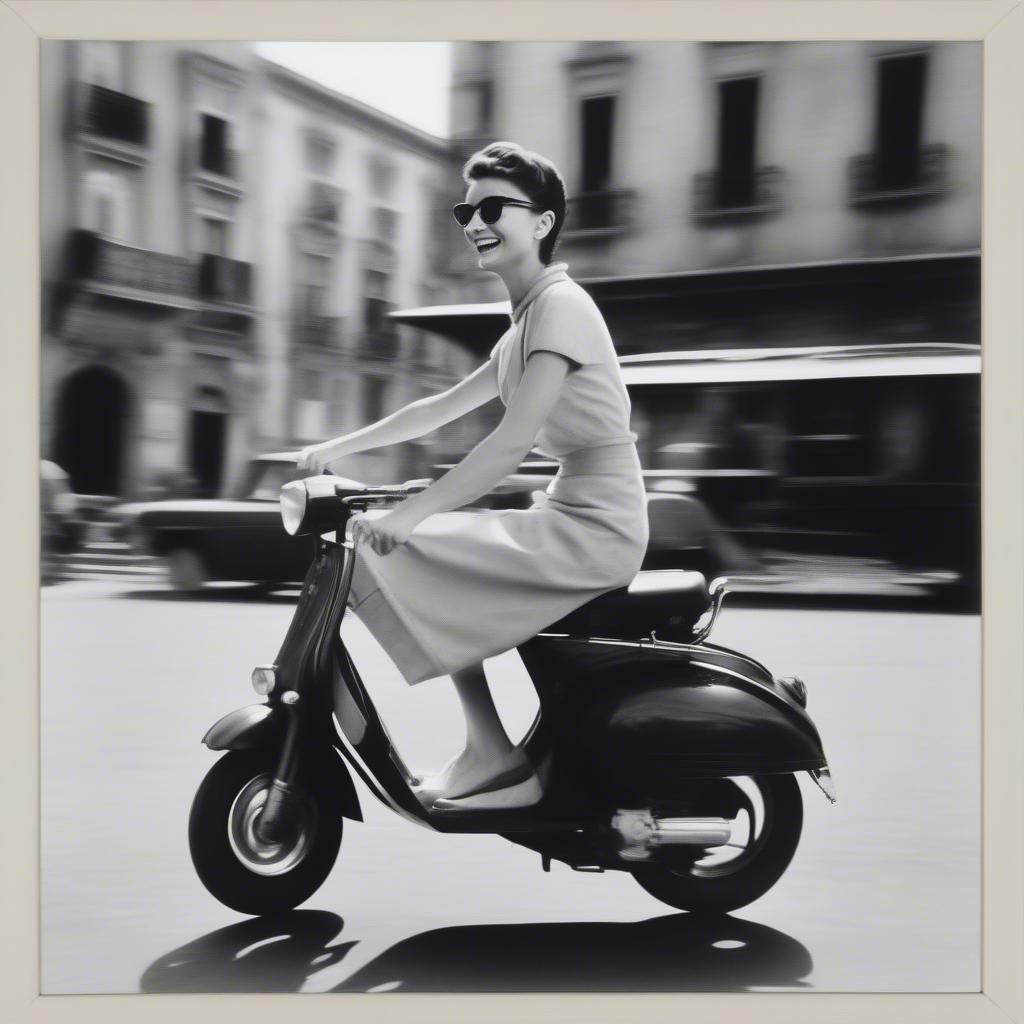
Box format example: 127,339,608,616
201,704,362,821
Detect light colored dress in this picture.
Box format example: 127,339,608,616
346,261,649,685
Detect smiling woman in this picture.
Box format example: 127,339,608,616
296,142,648,812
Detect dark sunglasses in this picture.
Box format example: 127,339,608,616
452,196,542,227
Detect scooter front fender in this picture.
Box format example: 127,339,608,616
201,704,362,822
203,703,280,751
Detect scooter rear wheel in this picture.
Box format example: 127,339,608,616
189,750,344,916
630,774,802,914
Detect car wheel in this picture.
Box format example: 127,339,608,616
167,548,208,591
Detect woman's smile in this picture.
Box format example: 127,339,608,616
474,236,501,255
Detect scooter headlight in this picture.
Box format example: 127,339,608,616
280,480,309,536
252,665,277,696
777,675,808,707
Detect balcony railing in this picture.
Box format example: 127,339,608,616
563,189,636,236
355,327,400,362
847,144,950,206
294,315,343,348
198,254,252,305
306,182,342,224
67,229,195,303
75,82,150,148
691,166,786,220
359,237,397,272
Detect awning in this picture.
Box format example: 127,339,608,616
619,344,980,385
389,301,511,354
388,296,982,381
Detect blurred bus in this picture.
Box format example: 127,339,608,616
619,343,980,599
391,304,980,602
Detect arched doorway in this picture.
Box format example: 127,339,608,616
54,366,129,495
188,386,228,498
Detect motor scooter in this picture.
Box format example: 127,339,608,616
189,474,836,917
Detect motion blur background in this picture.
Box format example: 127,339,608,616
39,41,981,598
38,41,983,994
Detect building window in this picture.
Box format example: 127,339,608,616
297,252,330,317
305,132,336,176
361,267,398,359
580,95,615,194
714,76,760,208
368,154,397,200
874,52,928,191
372,206,398,241
200,113,231,176
848,48,945,205
362,377,386,425
362,269,390,333
81,168,131,242
427,189,454,269
200,216,230,257
476,80,493,134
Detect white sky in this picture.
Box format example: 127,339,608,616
255,42,453,138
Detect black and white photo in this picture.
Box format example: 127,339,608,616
39,37,981,995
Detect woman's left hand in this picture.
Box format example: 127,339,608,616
351,507,420,556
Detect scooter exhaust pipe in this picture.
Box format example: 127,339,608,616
652,817,733,846
612,810,733,861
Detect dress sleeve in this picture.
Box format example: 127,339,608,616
523,290,606,369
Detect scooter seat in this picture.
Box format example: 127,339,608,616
542,570,711,644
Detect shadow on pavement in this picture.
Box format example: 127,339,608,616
140,909,812,993
139,911,355,992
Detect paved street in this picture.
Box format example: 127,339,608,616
41,578,980,994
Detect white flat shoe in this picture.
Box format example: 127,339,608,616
431,772,543,812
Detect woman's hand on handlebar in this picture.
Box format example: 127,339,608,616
351,505,420,556
296,440,344,475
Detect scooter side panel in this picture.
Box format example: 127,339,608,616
517,636,826,787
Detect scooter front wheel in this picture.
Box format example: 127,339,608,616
630,774,802,915
189,750,344,915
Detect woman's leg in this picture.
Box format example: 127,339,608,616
419,662,531,798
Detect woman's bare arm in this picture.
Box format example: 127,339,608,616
394,351,571,521
297,358,500,471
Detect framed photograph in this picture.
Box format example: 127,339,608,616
2,2,1021,1022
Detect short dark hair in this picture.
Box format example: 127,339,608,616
461,141,567,265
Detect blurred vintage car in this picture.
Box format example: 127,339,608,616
111,453,367,590
450,458,757,580
114,449,745,591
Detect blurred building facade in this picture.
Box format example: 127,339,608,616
256,60,477,487
452,42,980,276
447,40,981,479
41,42,479,500
41,42,266,500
